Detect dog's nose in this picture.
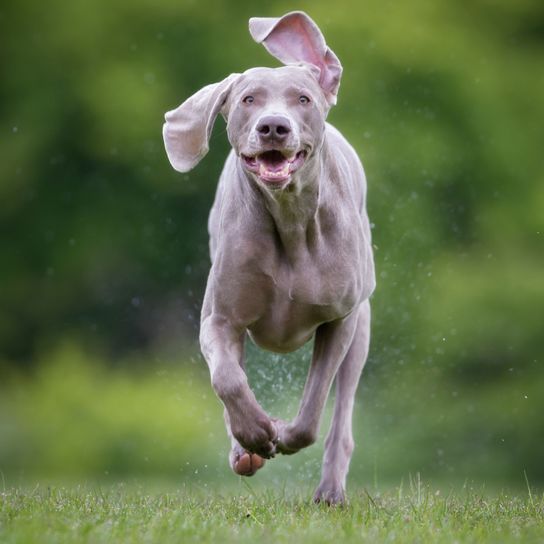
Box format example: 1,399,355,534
256,115,292,141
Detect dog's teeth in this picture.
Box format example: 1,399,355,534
259,162,290,179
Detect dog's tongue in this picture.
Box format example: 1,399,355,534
257,150,289,173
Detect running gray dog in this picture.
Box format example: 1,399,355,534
163,11,376,505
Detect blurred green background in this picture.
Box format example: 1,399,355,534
1,0,543,492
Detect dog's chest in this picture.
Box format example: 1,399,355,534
278,248,361,309
242,227,365,352
271,208,365,307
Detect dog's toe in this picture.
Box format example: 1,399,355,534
231,451,265,476
313,484,346,506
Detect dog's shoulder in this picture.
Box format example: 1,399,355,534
323,122,368,207
324,123,365,172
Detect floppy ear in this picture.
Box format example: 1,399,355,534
249,11,342,106
163,73,240,173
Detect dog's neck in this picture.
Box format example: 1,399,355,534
256,153,323,263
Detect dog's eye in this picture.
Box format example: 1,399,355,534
299,95,310,104
242,95,254,104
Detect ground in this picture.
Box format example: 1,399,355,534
1,482,543,543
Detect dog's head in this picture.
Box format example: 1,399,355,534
163,11,342,190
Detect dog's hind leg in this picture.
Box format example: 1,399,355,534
313,300,371,505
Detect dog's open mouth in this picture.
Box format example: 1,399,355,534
242,150,307,184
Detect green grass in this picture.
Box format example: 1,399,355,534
1,483,543,543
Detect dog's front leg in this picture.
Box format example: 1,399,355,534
200,314,278,460
275,310,359,455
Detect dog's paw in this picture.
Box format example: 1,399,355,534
230,411,278,459
272,418,316,455
272,418,297,455
313,482,346,506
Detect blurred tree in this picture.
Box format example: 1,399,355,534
0,0,543,485
0,0,542,365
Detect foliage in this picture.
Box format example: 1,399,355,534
0,344,226,479
0,0,543,485
1,0,543,360
0,345,542,488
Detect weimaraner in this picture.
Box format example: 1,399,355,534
163,11,375,505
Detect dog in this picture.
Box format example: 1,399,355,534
163,11,375,505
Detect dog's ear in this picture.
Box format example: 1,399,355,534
163,73,240,172
249,11,342,106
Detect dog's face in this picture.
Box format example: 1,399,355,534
225,66,328,190
163,12,343,179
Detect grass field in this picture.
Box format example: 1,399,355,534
1,481,542,543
